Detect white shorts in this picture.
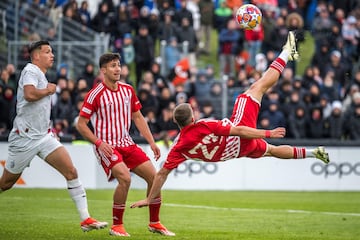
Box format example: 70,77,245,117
6,131,62,174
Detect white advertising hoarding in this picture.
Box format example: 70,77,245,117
0,143,359,190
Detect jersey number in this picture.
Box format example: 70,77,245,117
188,134,219,160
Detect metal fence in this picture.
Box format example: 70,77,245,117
0,0,109,80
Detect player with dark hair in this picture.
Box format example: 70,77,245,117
0,40,108,231
130,32,330,210
76,53,175,236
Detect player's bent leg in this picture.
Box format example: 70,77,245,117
45,146,78,180
110,163,131,236
0,169,22,191
265,144,330,163
132,161,157,193
265,144,295,159
112,162,132,203
244,68,282,103
132,161,175,236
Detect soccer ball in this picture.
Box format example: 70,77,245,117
235,4,262,30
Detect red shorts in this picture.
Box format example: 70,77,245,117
230,94,268,158
95,144,149,181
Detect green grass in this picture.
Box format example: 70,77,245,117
1,189,359,239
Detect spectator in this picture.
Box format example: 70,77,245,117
306,106,325,138
206,82,223,119
138,88,159,115
198,0,214,55
175,0,193,27
269,17,289,55
0,86,15,134
311,41,331,77
148,8,161,47
347,104,360,140
91,1,115,33
261,5,277,54
159,0,176,22
78,62,96,89
156,106,179,140
5,64,17,92
52,88,73,134
143,107,162,138
288,104,308,139
136,6,151,33
201,101,216,119
341,15,359,59
218,19,241,76
165,37,182,75
113,3,132,40
151,62,169,93
157,87,176,115
312,5,334,50
324,50,350,98
244,18,264,67
325,100,344,139
319,94,333,119
158,11,178,42
134,25,154,86
192,69,213,106
78,0,92,27
259,100,286,129
213,0,232,33
321,71,340,102
122,33,135,66
175,17,198,67
281,90,304,119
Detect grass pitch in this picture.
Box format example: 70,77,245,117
0,189,359,240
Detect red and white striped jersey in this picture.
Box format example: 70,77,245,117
80,82,141,147
164,119,238,170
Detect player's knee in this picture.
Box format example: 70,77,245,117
63,167,78,180
0,181,14,191
116,174,131,188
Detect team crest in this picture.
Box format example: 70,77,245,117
111,154,118,161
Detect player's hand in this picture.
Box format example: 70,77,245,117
97,141,114,158
130,199,149,208
150,143,161,161
270,127,286,138
46,83,56,95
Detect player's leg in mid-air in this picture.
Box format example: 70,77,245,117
244,31,298,104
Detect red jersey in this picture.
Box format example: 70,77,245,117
80,82,141,147
164,119,242,170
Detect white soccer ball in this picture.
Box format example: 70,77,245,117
235,4,262,30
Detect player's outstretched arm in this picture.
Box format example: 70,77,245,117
130,167,172,208
230,126,286,139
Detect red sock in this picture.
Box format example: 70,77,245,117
270,58,286,74
149,197,161,223
113,203,125,225
293,147,306,159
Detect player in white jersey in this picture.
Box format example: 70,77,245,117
76,53,175,236
0,40,107,232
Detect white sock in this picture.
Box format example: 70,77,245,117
278,50,289,63
67,178,90,221
305,149,316,158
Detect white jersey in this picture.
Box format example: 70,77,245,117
12,63,52,139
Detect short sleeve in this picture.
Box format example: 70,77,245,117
79,91,96,119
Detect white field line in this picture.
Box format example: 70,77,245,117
3,196,360,217
163,203,360,217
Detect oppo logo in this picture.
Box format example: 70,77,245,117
311,162,360,178
174,162,218,177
